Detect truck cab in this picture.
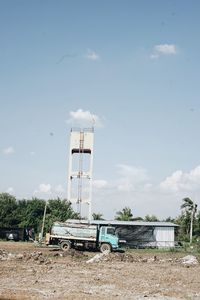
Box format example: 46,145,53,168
99,226,119,252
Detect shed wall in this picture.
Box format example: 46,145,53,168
115,225,175,248
154,227,174,248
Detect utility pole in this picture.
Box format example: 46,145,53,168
40,201,47,242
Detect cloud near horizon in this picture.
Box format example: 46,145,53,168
94,164,200,194
33,183,66,198
92,164,200,219
34,183,52,195
67,109,103,128
55,184,65,194
160,165,200,192
6,187,14,194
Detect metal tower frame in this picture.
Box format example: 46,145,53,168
67,127,94,220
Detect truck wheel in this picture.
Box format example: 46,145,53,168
60,240,71,252
100,243,112,254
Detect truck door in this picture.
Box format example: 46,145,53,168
99,226,119,250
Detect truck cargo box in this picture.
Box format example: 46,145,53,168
51,222,97,240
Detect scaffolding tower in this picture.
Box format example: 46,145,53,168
67,128,94,220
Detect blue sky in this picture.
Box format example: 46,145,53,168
1,0,200,219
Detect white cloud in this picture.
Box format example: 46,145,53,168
34,183,52,194
115,164,149,191
67,109,103,128
30,151,35,156
151,44,177,59
117,178,135,192
160,165,200,192
116,164,148,180
160,170,183,191
91,164,200,219
6,187,14,194
93,180,108,189
92,165,150,193
86,49,100,61
3,146,15,155
55,184,65,193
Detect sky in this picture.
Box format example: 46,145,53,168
1,0,200,220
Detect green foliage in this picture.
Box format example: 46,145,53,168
163,216,176,223
0,193,19,227
176,212,190,234
92,213,104,220
180,197,198,244
181,197,197,213
115,207,133,221
131,217,143,221
0,193,79,234
144,215,159,222
44,198,79,232
17,198,46,232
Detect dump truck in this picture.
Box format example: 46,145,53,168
46,221,125,253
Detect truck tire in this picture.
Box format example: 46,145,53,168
100,243,112,254
60,240,71,252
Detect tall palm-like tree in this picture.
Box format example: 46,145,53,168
181,197,197,244
115,207,133,221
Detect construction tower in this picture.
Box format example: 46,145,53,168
67,128,94,220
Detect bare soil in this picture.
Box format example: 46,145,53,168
0,241,200,300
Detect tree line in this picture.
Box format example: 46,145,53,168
0,193,79,235
0,193,199,243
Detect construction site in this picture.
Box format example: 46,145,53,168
0,128,200,300
0,241,200,300
1,1,200,298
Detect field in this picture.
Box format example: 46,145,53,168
0,241,200,300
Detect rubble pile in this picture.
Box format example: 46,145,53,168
0,249,51,264
180,255,199,265
86,253,108,263
95,252,159,263
86,252,200,265
23,251,51,264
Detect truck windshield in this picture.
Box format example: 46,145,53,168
107,227,115,235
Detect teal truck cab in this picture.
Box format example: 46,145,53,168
46,221,125,253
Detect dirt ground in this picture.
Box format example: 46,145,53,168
0,241,200,300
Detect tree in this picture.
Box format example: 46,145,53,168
181,197,197,244
92,213,104,220
0,193,19,227
17,198,46,232
44,198,79,232
144,215,159,222
115,207,133,221
163,216,176,223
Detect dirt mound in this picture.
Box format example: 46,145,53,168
0,249,51,264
